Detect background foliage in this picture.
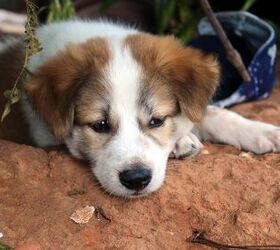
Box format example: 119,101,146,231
100,0,259,44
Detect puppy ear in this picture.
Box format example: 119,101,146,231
127,35,220,122
24,38,109,139
24,53,86,139
159,41,220,122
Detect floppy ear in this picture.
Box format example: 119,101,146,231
127,35,220,122
24,38,109,139
156,39,220,122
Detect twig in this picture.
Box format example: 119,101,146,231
188,230,280,250
1,0,42,122
94,207,111,225
199,0,251,82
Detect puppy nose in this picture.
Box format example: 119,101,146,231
119,167,152,191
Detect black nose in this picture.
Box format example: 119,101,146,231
119,167,152,191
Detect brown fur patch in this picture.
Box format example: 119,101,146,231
126,34,220,123
25,38,110,139
75,80,111,125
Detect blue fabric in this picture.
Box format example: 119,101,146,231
188,11,277,108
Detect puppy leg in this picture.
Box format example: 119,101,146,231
170,116,203,159
197,106,280,154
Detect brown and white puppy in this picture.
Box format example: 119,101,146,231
1,20,280,197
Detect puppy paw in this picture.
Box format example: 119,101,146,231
170,133,203,159
241,123,280,154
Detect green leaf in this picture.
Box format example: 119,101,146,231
47,0,75,22
0,241,13,250
154,0,162,21
241,0,257,11
177,24,197,44
99,0,120,12
156,0,177,34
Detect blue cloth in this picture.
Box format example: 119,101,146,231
188,11,277,107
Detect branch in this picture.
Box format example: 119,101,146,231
199,0,251,82
188,230,280,250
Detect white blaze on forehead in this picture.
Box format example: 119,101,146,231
106,39,141,127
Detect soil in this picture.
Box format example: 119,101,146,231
1,87,280,250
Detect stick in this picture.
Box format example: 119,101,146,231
188,230,280,250
199,0,251,82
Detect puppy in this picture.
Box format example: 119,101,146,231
1,20,280,197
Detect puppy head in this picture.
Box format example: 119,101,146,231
25,34,219,197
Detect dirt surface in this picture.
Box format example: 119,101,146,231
1,88,280,250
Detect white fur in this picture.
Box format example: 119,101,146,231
198,106,280,154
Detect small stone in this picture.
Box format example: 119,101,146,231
70,205,95,224
201,149,209,154
0,232,3,238
239,152,253,158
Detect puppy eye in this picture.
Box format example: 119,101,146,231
90,119,110,133
148,117,165,129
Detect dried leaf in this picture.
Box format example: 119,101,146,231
25,0,42,58
1,102,12,122
4,88,21,104
1,87,22,121
70,206,95,224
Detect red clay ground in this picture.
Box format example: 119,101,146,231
1,87,280,249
